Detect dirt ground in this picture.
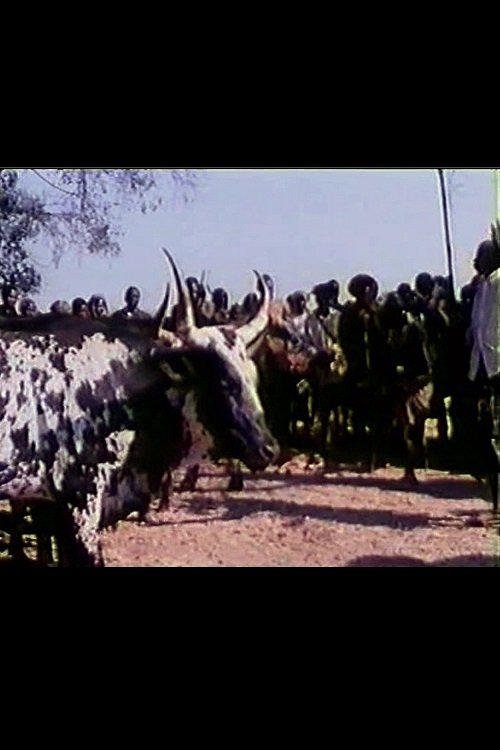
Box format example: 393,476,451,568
102,459,500,568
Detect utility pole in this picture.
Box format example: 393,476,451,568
495,169,500,221
436,168,456,303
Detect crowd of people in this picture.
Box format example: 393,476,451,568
1,238,499,501
0,284,152,322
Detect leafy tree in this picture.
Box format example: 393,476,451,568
0,170,44,293
0,168,200,295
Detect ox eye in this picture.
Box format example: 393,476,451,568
219,378,233,393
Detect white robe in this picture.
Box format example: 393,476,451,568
305,311,341,352
469,269,500,381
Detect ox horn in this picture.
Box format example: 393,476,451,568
238,270,271,349
154,282,171,341
162,248,196,335
205,270,213,296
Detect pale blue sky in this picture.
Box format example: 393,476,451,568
26,169,494,313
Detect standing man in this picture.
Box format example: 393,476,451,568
285,291,309,341
306,284,342,351
468,238,500,510
211,288,230,325
19,298,39,317
88,295,109,320
113,286,151,321
0,284,19,317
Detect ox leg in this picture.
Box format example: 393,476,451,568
54,526,99,567
435,393,449,446
179,464,200,493
335,386,348,444
52,502,104,568
491,384,500,514
227,461,244,492
63,534,104,567
315,383,333,461
157,469,173,512
488,472,499,513
8,499,30,564
402,423,422,485
329,384,344,444
290,378,312,450
31,503,56,566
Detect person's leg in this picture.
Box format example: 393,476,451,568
490,376,500,512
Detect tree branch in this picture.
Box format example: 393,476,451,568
30,169,77,196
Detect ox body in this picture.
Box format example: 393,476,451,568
0,288,277,566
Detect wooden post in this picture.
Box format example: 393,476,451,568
495,169,500,221
437,169,456,303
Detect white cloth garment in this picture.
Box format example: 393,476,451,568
469,268,500,380
286,312,309,339
305,310,341,352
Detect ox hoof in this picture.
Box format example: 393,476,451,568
227,475,244,492
402,472,419,486
156,501,170,513
154,498,170,514
137,512,156,526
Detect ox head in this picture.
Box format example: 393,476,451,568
152,250,279,472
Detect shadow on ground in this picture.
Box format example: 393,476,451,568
347,554,499,567
183,468,490,502
148,491,495,533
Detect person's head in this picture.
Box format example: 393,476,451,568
19,298,38,317
473,239,500,277
88,295,108,319
312,283,331,312
397,283,415,310
286,291,307,317
347,275,379,305
50,300,71,316
72,297,90,318
242,292,259,318
186,277,204,306
212,288,229,312
415,272,435,299
125,286,141,312
229,303,242,322
1,284,18,309
0,170,18,190
325,279,340,305
433,275,450,295
379,292,404,331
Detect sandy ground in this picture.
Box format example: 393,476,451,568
102,460,500,568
